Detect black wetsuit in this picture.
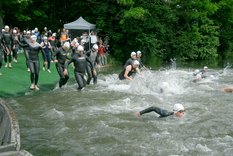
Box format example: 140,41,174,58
42,41,52,70
53,47,70,88
12,34,20,60
85,49,98,84
119,65,137,80
19,40,43,85
1,31,13,64
20,35,30,69
65,53,93,90
139,106,174,118
137,58,145,69
124,58,135,68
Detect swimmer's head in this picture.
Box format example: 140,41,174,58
30,35,37,42
204,66,208,72
63,42,70,50
173,103,185,117
131,51,136,57
133,60,140,65
93,44,98,50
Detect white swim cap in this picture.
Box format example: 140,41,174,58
131,51,136,56
204,66,208,69
133,60,140,65
77,45,84,51
93,44,98,50
52,33,56,37
34,28,38,32
173,103,184,113
63,42,70,49
43,36,48,40
27,30,31,34
194,69,200,74
44,27,47,30
30,35,37,41
4,25,9,29
31,30,35,34
137,51,141,54
13,29,17,33
2,29,5,32
81,39,86,44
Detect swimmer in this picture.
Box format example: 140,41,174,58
135,103,185,118
119,60,140,80
192,69,202,82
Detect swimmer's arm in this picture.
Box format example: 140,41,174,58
136,67,140,73
64,57,74,75
138,106,173,118
124,65,133,80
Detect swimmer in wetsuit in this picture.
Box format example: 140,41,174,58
85,44,99,85
19,35,44,90
64,45,96,90
53,42,70,88
135,103,185,118
119,60,140,80
1,25,13,68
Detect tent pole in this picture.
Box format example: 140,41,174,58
89,29,90,50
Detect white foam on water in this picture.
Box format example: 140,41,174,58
40,108,64,119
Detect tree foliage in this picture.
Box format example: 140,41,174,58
0,0,233,63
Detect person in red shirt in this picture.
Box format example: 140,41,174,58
98,42,107,66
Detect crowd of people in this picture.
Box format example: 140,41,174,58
0,25,110,90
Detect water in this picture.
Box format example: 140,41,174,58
4,65,233,156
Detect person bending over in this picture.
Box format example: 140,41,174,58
119,60,140,80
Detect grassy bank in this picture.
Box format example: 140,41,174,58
0,53,63,97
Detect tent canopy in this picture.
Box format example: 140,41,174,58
64,17,96,30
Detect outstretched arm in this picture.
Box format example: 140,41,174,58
136,106,173,118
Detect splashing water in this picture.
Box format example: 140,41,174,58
6,67,233,156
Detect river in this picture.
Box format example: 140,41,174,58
4,64,233,156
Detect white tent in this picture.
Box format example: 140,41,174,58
64,17,96,50
64,16,96,30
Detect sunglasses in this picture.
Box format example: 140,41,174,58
178,110,185,113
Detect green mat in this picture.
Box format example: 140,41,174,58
0,52,66,97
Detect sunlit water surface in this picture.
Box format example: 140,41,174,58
5,66,233,156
